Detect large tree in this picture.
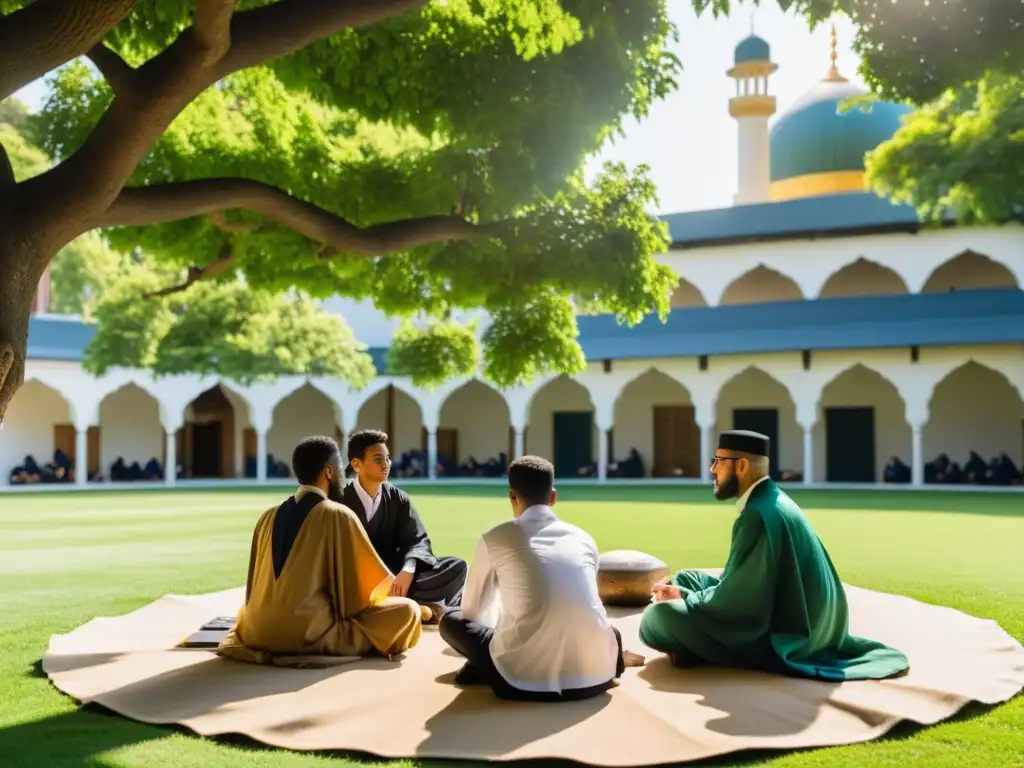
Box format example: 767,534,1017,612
0,0,682,423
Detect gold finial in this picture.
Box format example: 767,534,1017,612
824,20,848,82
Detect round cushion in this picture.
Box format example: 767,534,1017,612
597,549,670,606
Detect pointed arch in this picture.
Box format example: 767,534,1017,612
268,382,341,463
437,378,512,474
98,382,164,480
719,264,804,305
818,257,909,299
353,382,425,469
669,277,708,309
921,250,1019,293
527,375,598,477
714,365,800,476
613,367,698,478
2,378,77,484
815,363,908,483
178,382,248,479
924,360,1024,472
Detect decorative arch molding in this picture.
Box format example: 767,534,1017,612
17,374,79,426
926,358,1024,416
346,377,429,431
267,377,345,432
812,362,909,419
717,264,806,307
675,259,808,308
920,249,1021,294
816,257,910,299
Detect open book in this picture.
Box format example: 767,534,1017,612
177,615,237,648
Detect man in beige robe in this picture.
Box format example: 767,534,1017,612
217,436,422,665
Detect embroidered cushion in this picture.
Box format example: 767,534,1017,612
597,549,670,606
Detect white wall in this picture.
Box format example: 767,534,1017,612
0,380,71,473
526,375,597,463
438,380,511,462
925,362,1024,464
98,384,163,472
267,383,338,462
612,369,692,471
353,385,424,457
813,364,910,482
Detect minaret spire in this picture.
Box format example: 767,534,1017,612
824,20,848,82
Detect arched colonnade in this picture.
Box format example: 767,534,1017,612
5,345,1023,489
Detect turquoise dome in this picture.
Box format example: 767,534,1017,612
769,78,912,183
734,35,770,64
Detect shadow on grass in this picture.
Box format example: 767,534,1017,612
13,656,1019,768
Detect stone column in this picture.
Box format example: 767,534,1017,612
256,429,268,482
802,425,814,484
911,424,924,487
164,428,178,486
512,426,524,459
75,425,89,486
597,424,610,482
698,423,714,482
426,427,438,480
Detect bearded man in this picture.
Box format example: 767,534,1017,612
638,430,909,682
216,436,422,665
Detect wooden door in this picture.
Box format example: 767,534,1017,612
553,411,593,477
652,405,700,478
826,406,876,482
436,428,458,465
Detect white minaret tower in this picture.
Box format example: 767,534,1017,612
727,26,777,205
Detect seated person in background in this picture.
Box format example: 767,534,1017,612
964,450,988,484
639,430,909,682
217,436,422,665
883,455,911,483
342,430,467,622
440,455,643,701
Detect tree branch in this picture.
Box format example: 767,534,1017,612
143,243,236,299
209,209,261,233
0,0,136,101
99,178,495,255
193,0,238,64
86,44,136,98
219,0,431,76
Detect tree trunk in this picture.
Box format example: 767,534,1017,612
0,232,46,425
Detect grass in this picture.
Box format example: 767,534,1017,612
1,484,1022,768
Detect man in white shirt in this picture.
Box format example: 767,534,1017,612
439,455,643,701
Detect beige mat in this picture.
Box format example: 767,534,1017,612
43,574,1024,766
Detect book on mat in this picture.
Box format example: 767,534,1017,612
177,615,237,648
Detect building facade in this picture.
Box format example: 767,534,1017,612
3,31,1024,491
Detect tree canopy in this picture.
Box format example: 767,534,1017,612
0,0,681,421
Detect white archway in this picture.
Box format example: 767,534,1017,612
922,251,1019,293
354,382,425,475
612,367,698,478
719,265,804,305
715,366,801,477
267,382,340,466
814,364,909,483
179,383,247,479
819,258,909,299
669,277,708,309
437,379,512,475
527,375,598,477
924,361,1024,471
2,379,76,484
98,382,164,481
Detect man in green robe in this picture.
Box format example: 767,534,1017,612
639,429,909,682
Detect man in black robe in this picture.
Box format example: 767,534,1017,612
341,429,467,622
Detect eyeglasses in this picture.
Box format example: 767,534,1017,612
710,456,739,467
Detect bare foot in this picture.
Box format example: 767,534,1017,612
623,650,647,667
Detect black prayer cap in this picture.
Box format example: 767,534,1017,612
717,429,770,457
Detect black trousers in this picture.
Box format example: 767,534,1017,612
406,556,468,607
439,609,625,702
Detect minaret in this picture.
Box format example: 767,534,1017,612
727,25,778,205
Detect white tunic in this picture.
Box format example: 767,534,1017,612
460,504,619,693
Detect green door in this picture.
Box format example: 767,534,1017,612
553,411,593,477
826,406,876,482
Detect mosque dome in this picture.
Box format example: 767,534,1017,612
767,29,912,201
734,34,770,64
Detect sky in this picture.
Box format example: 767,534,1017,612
12,3,865,216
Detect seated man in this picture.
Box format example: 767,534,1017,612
439,455,642,701
640,430,910,682
217,436,422,665
342,430,467,622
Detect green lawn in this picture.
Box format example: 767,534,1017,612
1,484,1022,768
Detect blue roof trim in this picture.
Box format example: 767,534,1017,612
658,192,953,247
575,289,1024,360
29,289,1022,368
